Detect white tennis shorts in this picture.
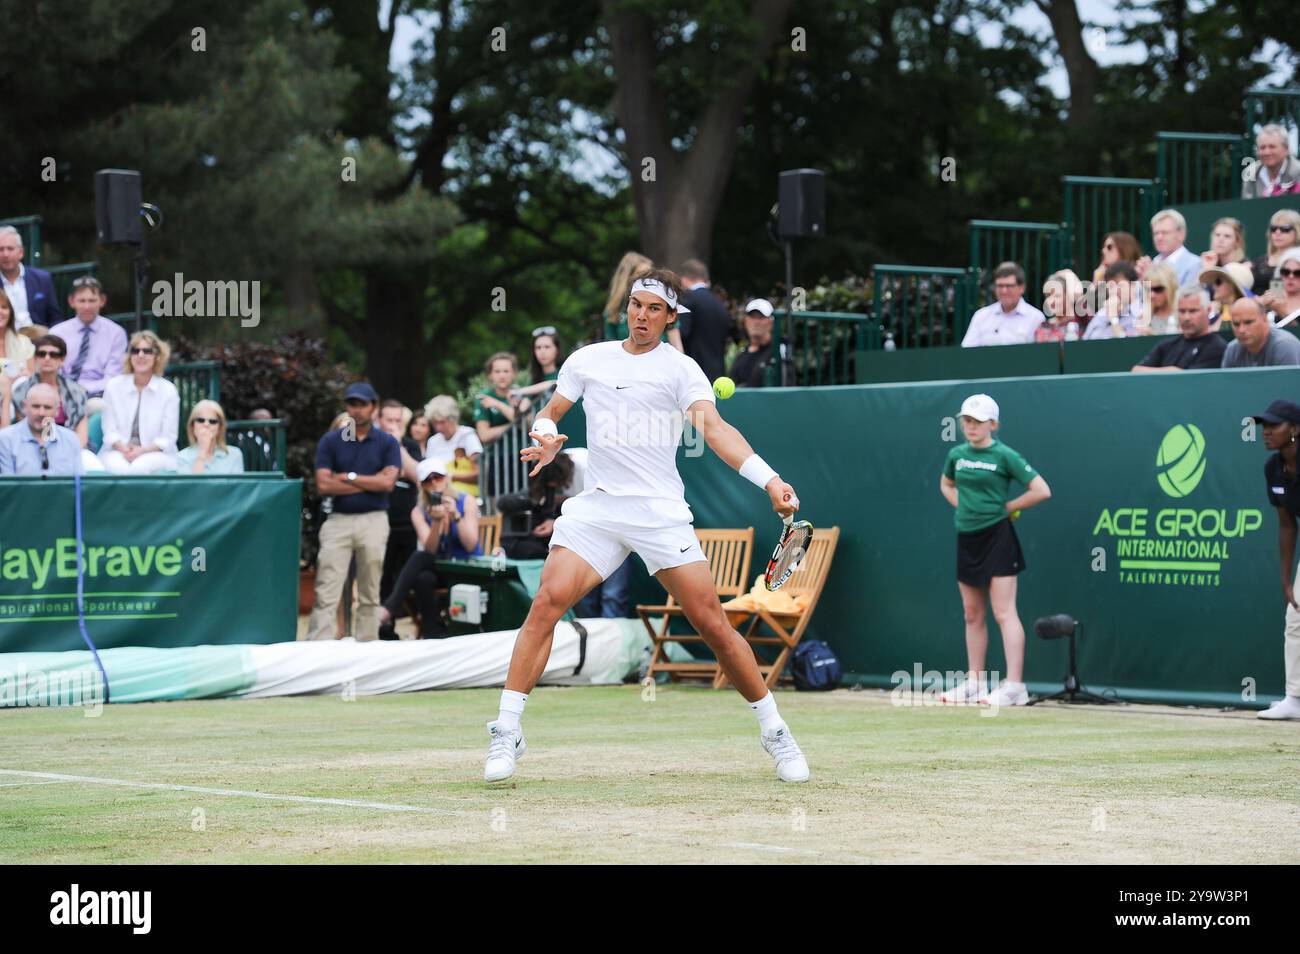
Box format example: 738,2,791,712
549,490,705,579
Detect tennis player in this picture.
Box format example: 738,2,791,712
483,268,810,783
938,394,1051,706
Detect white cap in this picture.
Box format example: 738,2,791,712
417,458,449,482
959,394,999,422
744,298,774,317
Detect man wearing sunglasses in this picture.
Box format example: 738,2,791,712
49,276,128,399
0,383,83,475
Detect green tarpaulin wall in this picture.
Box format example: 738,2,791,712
638,365,1300,707
0,475,301,652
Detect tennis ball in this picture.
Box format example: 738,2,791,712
1011,510,1021,521
1156,424,1206,498
713,376,736,399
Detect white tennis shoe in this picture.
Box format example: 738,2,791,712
979,681,1030,706
938,677,986,705
484,720,526,782
1258,696,1300,720
761,725,810,782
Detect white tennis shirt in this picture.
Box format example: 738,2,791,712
555,341,714,505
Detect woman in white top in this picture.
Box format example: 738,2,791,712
0,288,35,427
99,330,180,474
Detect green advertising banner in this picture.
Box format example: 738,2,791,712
671,365,1300,706
0,476,301,652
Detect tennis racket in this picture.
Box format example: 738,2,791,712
763,506,814,591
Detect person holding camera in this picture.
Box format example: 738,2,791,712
378,458,482,639
497,449,575,560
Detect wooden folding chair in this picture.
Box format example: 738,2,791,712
478,513,502,555
714,526,840,690
637,528,754,684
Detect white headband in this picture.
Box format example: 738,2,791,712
630,277,691,313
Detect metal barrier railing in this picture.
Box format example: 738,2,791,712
226,419,288,471
1243,87,1300,135
1062,175,1162,275
766,309,875,387
1156,132,1244,206
968,220,1066,307
479,411,534,513
168,361,221,445
0,215,42,267
104,311,153,337
872,266,977,350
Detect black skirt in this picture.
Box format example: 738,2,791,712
956,518,1025,587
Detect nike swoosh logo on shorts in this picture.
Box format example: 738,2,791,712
616,385,630,389
679,545,691,552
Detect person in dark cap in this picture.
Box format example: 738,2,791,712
306,381,401,641
1255,398,1300,719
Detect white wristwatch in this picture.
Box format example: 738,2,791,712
347,471,358,483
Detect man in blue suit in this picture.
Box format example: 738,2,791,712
0,225,61,329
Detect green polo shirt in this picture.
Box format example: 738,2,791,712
473,388,512,427
943,439,1038,533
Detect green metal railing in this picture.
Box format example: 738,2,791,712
46,262,97,314
169,361,221,445
1062,176,1162,275
1243,87,1300,134
765,310,876,387
872,265,977,349
0,215,42,267
226,419,288,472
968,220,1066,306
103,311,154,336
1156,132,1244,206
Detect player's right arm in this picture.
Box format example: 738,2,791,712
519,393,574,476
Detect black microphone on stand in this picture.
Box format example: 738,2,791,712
1027,614,1117,705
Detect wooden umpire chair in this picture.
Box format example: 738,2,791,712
714,526,840,690
638,525,841,689
637,528,754,684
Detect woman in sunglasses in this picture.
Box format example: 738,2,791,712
99,330,180,474
174,400,245,474
1251,209,1300,295
1259,248,1300,322
7,334,89,444
1132,262,1180,335
1090,231,1141,284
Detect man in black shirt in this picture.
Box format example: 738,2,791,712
727,298,776,388
1132,285,1227,372
677,258,734,381
377,399,424,639
1256,399,1300,720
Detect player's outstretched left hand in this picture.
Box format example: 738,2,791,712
520,431,569,476
767,479,799,518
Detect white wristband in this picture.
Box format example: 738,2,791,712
739,454,778,491
531,417,557,446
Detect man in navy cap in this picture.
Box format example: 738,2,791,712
1255,398,1300,719
306,381,401,641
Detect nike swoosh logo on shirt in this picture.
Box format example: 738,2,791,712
616,385,630,389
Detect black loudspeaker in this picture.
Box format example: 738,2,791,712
95,169,142,245
778,168,826,239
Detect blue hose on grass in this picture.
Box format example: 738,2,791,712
74,471,110,704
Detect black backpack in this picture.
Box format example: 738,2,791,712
792,640,842,691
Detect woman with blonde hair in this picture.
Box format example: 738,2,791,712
1200,217,1247,269
0,288,35,426
99,330,179,474
1134,262,1180,335
174,399,245,474
1035,269,1084,341
1251,208,1300,295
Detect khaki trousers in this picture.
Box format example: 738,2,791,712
307,510,390,641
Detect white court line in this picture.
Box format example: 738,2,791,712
0,769,467,816
0,780,68,789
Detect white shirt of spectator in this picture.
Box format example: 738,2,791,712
1,262,30,329
424,424,483,463
1153,245,1201,289
98,372,181,461
961,297,1046,347
554,340,714,505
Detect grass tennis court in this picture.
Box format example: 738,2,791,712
2,686,1298,864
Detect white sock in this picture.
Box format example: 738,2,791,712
497,689,527,732
750,692,784,735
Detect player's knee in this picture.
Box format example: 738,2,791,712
529,586,571,623
963,606,985,626
696,608,734,643
991,606,1018,627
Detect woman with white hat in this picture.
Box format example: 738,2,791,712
938,394,1052,706
1198,260,1254,332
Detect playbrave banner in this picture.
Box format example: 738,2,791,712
677,364,1300,707
0,476,300,652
